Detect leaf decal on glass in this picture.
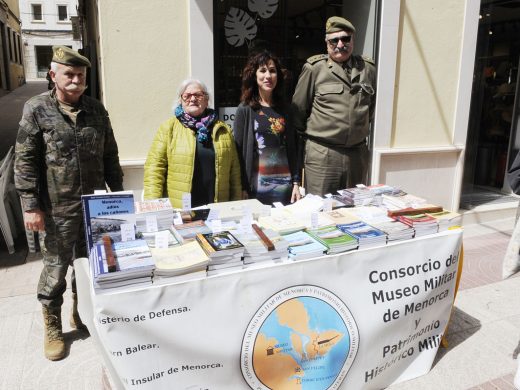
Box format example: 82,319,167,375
248,0,279,19
224,7,258,47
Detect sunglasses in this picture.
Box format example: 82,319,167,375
327,36,352,46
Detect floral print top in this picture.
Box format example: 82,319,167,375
252,106,292,205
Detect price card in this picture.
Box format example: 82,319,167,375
94,190,107,195
146,215,158,232
182,193,191,211
120,223,135,242
240,217,253,233
154,230,170,249
173,212,183,225
242,206,253,225
323,198,333,212
310,212,319,229
206,208,220,221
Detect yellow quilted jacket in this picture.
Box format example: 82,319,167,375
143,117,242,208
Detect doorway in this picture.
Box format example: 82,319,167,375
461,0,520,209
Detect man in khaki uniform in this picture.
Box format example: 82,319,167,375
292,16,376,196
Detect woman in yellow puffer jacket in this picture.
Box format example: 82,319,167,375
143,79,242,208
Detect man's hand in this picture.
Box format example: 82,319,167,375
24,209,45,232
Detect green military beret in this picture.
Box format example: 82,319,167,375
325,16,356,34
52,45,91,67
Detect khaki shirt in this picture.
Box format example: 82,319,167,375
292,54,376,147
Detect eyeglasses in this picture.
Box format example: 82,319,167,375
181,92,207,102
327,36,352,46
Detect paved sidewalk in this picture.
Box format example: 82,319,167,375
0,81,47,159
0,216,518,389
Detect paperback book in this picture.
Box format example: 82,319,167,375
82,192,136,254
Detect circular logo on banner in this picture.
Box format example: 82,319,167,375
241,285,359,389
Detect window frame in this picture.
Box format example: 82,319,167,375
57,4,69,23
31,3,44,22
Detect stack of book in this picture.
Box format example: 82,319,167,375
382,192,427,211
196,231,245,275
306,225,358,254
152,241,209,284
236,225,289,265
426,210,462,232
338,187,373,206
396,214,438,237
135,198,175,235
140,228,180,249
257,213,307,235
337,221,387,248
283,231,327,260
371,219,415,242
319,208,361,226
207,198,270,222
172,220,211,242
91,239,154,289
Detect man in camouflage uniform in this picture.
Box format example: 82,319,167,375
292,16,377,196
14,46,123,360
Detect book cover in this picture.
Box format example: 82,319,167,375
200,231,244,252
152,241,209,273
81,192,135,254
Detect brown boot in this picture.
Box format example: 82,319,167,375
42,306,65,361
70,292,87,331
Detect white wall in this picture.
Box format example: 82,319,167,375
20,0,79,80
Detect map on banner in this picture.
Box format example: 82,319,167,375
242,286,359,389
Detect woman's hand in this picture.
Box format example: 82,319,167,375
242,190,249,200
290,184,301,203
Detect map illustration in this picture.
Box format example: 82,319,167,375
242,286,359,389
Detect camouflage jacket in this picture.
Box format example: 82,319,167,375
14,90,124,217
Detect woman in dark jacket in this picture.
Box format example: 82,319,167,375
233,51,301,205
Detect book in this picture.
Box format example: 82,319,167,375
207,199,270,221
283,231,327,260
91,239,154,289
306,225,358,254
337,221,387,248
81,192,135,254
172,220,211,242
152,241,209,278
196,231,244,256
426,210,462,231
134,198,173,213
257,213,306,235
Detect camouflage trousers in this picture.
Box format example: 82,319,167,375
37,214,86,308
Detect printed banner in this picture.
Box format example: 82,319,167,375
75,229,463,390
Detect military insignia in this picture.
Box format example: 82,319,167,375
326,21,331,30
55,48,64,60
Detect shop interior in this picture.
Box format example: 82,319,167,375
461,0,520,208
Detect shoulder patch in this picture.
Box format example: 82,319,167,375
307,54,327,65
362,55,375,65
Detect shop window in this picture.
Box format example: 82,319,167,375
32,4,43,21
213,0,378,109
57,5,68,22
35,46,54,78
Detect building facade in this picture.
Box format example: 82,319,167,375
0,0,24,95
76,0,519,217
20,0,80,81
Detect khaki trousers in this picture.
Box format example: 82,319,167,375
304,139,369,197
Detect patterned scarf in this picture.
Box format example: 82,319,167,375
174,105,217,144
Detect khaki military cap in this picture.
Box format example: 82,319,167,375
52,45,91,67
326,16,356,34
